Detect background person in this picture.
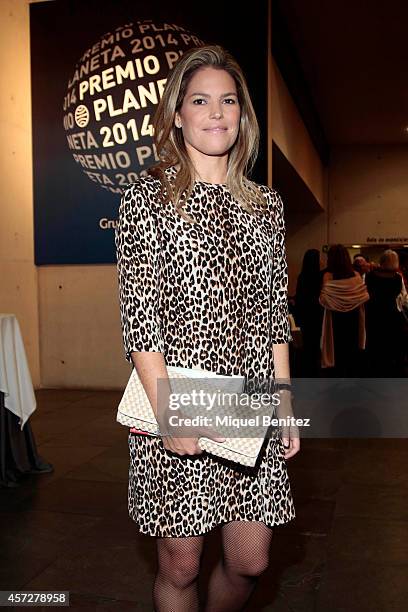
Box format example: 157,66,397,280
365,249,407,376
295,249,324,376
353,254,371,281
319,244,369,377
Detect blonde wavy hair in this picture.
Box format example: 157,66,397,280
380,249,399,271
148,45,268,222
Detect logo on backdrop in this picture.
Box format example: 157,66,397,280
63,20,203,194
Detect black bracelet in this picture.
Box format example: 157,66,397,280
275,382,292,393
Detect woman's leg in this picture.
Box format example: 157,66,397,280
154,534,205,612
205,521,273,612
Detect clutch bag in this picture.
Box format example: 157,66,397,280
117,365,275,467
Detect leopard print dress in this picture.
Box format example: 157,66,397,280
115,166,296,538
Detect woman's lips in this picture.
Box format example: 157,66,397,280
203,127,228,133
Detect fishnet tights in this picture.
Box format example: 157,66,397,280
205,521,273,611
153,534,204,612
153,521,273,612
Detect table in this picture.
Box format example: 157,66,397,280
0,314,52,487
0,314,37,428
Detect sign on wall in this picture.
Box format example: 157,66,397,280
30,0,268,264
63,22,203,194
366,236,408,244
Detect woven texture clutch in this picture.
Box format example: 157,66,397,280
117,365,274,467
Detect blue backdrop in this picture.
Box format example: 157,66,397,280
30,0,268,264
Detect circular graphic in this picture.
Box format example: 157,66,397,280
75,105,90,128
63,20,204,193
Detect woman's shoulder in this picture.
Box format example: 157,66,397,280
254,183,283,204
118,175,164,225
120,175,165,217
253,180,275,193
121,174,162,200
250,183,285,221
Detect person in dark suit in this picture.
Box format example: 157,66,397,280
353,254,371,282
295,249,324,376
365,249,406,376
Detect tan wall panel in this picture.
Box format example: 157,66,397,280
270,58,326,209
0,0,40,385
38,265,129,388
270,52,328,292
0,262,40,384
329,145,408,245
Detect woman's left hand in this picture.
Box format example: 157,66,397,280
277,389,300,460
282,433,300,460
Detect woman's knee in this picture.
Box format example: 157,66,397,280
157,543,201,588
224,552,270,578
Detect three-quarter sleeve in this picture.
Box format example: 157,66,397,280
115,182,164,362
270,190,292,344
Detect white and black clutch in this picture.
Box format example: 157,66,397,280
117,365,276,467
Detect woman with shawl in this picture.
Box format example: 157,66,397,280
319,245,369,377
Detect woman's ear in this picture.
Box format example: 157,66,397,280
174,112,182,129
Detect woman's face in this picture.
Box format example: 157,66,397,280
175,67,241,161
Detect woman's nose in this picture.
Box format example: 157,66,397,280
210,105,223,119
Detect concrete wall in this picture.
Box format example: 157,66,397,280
38,265,128,388
0,0,41,385
270,58,327,210
329,144,408,245
269,57,328,294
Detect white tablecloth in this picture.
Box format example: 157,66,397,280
0,314,36,429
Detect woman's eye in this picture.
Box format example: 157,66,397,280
223,98,237,104
192,98,206,105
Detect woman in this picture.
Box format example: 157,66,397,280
365,249,406,376
319,245,369,377
295,249,324,376
115,45,299,612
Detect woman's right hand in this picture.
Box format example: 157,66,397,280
161,423,226,456
162,435,202,456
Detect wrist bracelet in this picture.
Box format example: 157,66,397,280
275,382,292,393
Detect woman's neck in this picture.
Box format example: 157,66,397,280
194,168,227,184
186,146,228,185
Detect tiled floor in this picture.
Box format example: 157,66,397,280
1,390,407,611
